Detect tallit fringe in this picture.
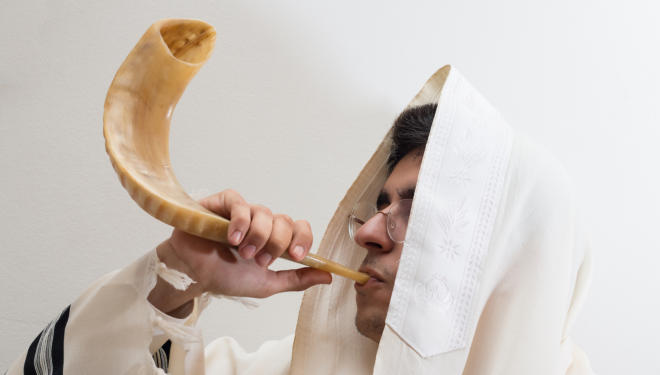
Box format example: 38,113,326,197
209,293,259,309
156,261,196,291
152,314,202,344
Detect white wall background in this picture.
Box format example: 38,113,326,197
1,1,658,373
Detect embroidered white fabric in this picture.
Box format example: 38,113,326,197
385,67,513,357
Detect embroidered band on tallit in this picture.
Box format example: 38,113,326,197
386,66,512,357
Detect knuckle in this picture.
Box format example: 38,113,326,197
295,220,312,230
231,214,249,227
224,189,245,203
275,214,294,225
268,230,293,255
231,205,249,218
232,202,250,215
253,204,273,216
221,188,237,196
265,240,287,256
294,220,313,237
248,230,269,246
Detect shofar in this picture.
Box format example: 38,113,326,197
103,19,368,284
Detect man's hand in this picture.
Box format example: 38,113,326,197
148,189,332,317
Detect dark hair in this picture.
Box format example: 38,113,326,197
387,103,437,172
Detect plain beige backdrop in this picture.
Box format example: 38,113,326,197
1,1,658,373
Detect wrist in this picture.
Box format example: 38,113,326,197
148,240,204,316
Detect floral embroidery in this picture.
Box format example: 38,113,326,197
446,128,486,187
414,273,453,310
436,200,470,261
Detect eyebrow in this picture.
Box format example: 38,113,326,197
376,186,416,209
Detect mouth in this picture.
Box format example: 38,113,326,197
356,266,386,285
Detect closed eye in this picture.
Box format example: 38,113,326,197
397,187,415,200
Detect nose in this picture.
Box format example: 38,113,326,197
353,211,394,253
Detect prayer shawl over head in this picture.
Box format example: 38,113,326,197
290,65,594,375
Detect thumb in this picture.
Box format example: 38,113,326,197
266,268,332,295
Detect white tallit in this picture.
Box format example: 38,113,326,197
290,65,594,375
7,66,593,375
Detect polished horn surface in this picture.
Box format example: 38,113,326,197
103,19,369,284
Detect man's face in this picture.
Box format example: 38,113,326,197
353,150,422,342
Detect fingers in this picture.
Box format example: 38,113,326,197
238,205,273,260
288,220,313,261
255,214,293,267
262,268,332,297
198,190,313,267
199,190,250,246
254,217,313,267
227,201,251,246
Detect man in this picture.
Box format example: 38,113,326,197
9,66,594,374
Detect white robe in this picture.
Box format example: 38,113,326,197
8,66,595,375
7,249,295,375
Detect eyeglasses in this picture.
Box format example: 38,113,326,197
348,199,413,244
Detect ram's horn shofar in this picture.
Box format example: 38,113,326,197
103,19,369,284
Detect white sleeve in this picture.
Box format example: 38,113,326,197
6,249,208,375
204,335,294,375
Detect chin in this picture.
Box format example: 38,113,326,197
354,309,386,342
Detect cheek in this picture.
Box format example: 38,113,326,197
385,245,404,280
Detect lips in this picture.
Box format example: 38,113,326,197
358,266,385,283
354,266,386,293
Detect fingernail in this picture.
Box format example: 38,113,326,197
292,245,304,259
256,252,272,267
230,230,242,244
241,244,257,259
